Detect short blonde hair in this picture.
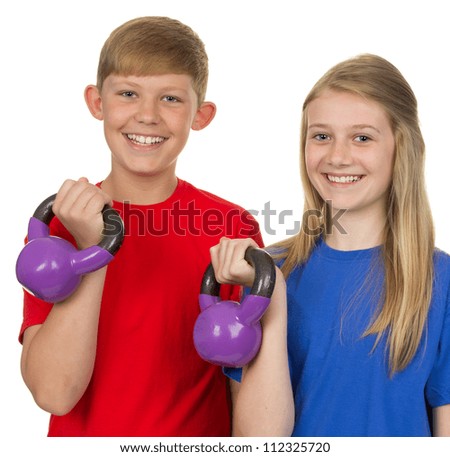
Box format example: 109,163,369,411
96,16,209,104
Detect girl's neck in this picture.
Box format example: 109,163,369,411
324,205,387,251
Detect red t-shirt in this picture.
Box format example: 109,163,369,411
19,179,264,436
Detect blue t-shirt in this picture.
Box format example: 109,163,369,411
226,240,450,436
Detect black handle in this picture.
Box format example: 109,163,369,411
32,194,124,256
200,246,276,298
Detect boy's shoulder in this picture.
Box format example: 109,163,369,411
180,179,249,213
179,179,262,244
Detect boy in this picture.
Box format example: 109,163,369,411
19,16,263,437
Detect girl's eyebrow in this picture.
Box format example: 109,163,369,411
307,123,329,131
352,124,381,134
307,123,381,134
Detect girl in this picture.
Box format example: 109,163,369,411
211,54,450,436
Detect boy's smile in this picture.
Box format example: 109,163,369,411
126,134,167,146
85,74,215,181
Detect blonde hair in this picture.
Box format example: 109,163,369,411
274,54,435,375
96,16,209,104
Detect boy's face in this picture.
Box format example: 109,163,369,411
85,74,215,180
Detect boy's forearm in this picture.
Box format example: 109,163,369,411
21,267,107,416
232,271,294,436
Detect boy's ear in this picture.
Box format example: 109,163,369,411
192,102,217,131
84,85,104,120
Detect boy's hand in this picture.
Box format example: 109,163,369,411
52,178,113,250
209,237,260,288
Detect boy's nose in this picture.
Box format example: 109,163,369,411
135,99,160,124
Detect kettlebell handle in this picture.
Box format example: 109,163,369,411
31,193,123,255
194,246,276,367
200,246,276,298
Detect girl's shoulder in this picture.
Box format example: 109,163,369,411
434,248,450,272
433,248,450,302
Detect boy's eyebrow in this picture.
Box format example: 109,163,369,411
108,78,141,89
308,123,381,133
109,79,191,94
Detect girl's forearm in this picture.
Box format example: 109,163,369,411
233,270,294,436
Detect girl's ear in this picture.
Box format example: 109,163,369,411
192,102,217,131
84,85,104,120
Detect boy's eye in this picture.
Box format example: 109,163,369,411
120,91,136,98
162,95,179,103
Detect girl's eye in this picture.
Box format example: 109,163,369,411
355,135,370,142
162,95,179,103
313,133,330,141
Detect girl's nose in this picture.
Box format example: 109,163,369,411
326,139,353,167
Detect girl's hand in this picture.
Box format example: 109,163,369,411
52,178,112,250
209,237,260,288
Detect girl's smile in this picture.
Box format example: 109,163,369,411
305,89,395,220
323,173,364,185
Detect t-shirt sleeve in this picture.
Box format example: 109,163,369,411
239,209,264,248
19,291,53,343
425,278,450,407
223,366,243,382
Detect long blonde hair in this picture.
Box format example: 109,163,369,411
274,54,435,374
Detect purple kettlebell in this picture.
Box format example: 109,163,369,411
16,194,124,303
193,247,276,367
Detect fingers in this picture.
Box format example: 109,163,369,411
53,178,111,217
52,178,113,249
210,237,259,287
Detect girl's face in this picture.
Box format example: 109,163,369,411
305,89,395,219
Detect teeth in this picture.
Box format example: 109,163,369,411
327,175,361,183
127,134,166,145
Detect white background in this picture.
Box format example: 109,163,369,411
1,0,449,452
